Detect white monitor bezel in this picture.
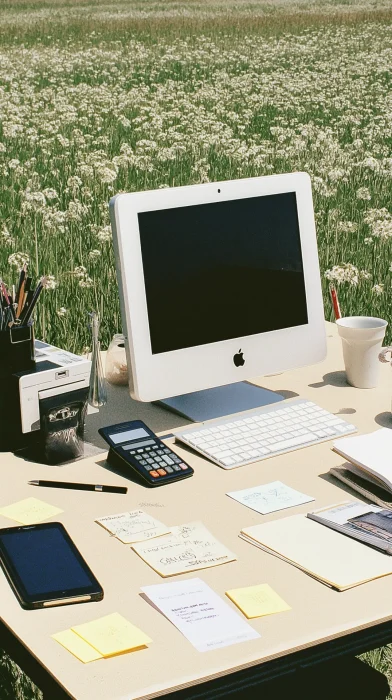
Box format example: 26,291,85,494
110,172,326,402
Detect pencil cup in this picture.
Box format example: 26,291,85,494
336,316,387,389
0,323,35,377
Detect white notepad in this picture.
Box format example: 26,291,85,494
333,429,392,492
241,514,392,591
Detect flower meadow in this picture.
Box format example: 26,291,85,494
1,2,392,355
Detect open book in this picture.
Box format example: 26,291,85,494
331,429,392,508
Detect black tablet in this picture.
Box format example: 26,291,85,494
0,522,103,609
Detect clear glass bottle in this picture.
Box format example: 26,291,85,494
88,312,108,407
105,333,129,386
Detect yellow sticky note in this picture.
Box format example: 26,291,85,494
0,497,63,525
72,613,152,657
226,584,291,619
52,630,103,664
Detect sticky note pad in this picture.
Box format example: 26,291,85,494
226,584,291,619
72,613,152,657
0,497,63,525
52,630,103,663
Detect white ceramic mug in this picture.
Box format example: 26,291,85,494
336,316,388,389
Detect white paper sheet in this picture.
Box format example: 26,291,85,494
227,480,314,514
132,522,236,576
141,578,260,652
96,510,170,544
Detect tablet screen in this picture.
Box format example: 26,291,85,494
0,523,102,604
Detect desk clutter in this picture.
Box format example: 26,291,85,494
3,409,392,663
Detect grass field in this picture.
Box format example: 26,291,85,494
1,1,392,697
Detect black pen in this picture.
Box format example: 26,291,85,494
28,480,127,494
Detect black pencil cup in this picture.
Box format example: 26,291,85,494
0,324,36,451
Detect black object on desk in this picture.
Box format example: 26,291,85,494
29,480,127,494
99,419,194,487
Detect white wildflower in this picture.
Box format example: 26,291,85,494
57,307,67,317
372,284,384,296
356,187,371,201
96,225,111,243
8,252,29,268
44,275,58,290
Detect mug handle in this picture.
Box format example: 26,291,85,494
379,346,392,364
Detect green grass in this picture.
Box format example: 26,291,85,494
1,1,392,697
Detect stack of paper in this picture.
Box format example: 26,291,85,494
132,521,236,577
96,509,170,544
331,429,392,510
241,514,392,591
53,613,152,663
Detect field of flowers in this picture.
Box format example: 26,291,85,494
1,0,392,351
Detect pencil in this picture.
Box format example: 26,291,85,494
330,285,341,320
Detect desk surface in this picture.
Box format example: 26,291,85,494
1,322,392,700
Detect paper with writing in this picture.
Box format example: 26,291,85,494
96,509,170,544
132,521,236,576
227,481,314,515
226,584,291,618
0,497,63,525
72,613,152,657
141,578,260,652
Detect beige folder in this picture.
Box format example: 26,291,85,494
241,514,392,591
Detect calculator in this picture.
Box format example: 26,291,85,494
98,420,194,487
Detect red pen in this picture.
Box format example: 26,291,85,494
330,285,341,320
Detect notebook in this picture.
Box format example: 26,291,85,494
240,514,392,591
307,501,392,554
332,429,392,493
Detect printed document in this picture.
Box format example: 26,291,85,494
141,578,260,652
227,481,314,514
132,521,236,576
96,509,170,544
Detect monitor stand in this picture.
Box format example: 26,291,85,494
155,381,285,423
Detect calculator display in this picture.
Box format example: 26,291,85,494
109,427,149,444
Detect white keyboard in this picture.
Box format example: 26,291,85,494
175,399,357,469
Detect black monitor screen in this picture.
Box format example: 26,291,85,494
138,192,308,355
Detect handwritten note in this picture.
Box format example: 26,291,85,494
132,521,236,577
72,613,152,657
226,584,291,619
227,481,314,515
142,578,260,652
52,630,103,663
0,497,63,525
96,509,170,544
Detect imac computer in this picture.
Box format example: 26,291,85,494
109,172,327,423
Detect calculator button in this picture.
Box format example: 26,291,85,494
163,448,171,454
173,465,181,471
145,447,151,452
144,464,153,471
162,455,174,465
172,456,181,463
146,458,154,464
135,455,143,461
157,468,167,476
137,449,144,453
179,463,188,470
140,460,148,466
157,450,164,455
165,466,174,473
150,471,159,478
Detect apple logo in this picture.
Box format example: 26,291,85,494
233,349,245,367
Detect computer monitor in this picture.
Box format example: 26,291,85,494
109,172,326,419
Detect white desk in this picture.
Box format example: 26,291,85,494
1,322,392,700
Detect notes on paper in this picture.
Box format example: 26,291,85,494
141,578,260,652
132,521,236,577
52,630,103,664
227,481,314,515
53,613,151,662
0,497,63,525
96,509,170,544
226,584,291,619
71,613,152,657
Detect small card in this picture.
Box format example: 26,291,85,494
0,497,63,525
96,509,170,544
226,584,291,619
132,521,236,577
52,630,103,663
141,578,260,652
72,613,152,657
227,481,314,515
